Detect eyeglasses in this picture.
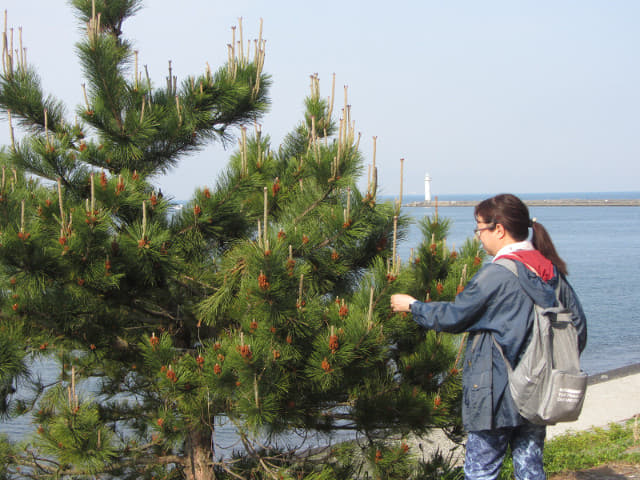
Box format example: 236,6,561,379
473,224,495,236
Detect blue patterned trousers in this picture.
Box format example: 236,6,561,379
464,423,546,480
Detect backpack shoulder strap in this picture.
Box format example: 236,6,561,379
491,257,544,371
494,257,518,276
491,334,514,371
495,256,563,306
492,258,518,370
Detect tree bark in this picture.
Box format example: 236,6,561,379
184,429,216,480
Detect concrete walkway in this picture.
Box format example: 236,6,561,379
547,363,640,439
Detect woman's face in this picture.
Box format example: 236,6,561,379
474,217,499,256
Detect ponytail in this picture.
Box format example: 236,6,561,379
531,220,568,276
476,194,569,276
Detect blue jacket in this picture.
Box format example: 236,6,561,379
409,260,587,432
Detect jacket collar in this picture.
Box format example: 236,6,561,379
494,242,555,283
492,240,534,261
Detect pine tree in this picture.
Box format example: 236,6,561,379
0,2,484,479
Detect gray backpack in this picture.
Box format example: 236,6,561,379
493,258,587,425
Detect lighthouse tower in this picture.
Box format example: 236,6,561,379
424,173,432,203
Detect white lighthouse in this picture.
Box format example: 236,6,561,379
424,172,432,203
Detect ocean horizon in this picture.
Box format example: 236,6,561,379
387,191,640,203
170,191,640,206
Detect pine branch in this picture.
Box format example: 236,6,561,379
15,449,186,477
131,299,177,321
116,452,185,467
77,35,128,134
71,0,143,37
0,69,67,134
315,229,345,250
217,461,249,480
13,449,59,476
293,184,335,225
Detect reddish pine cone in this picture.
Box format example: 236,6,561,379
329,334,339,353
239,344,252,360
258,271,270,291
321,358,331,372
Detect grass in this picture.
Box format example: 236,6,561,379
498,417,640,479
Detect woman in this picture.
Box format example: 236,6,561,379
390,193,587,480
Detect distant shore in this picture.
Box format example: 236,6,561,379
405,198,640,207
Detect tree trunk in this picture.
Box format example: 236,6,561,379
184,428,216,480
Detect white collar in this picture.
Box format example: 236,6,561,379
492,240,534,262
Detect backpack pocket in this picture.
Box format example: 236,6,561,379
537,369,588,424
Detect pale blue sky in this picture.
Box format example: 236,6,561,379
2,1,639,200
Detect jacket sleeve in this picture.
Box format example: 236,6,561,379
409,267,497,334
558,275,588,353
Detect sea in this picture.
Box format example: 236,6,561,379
1,191,639,446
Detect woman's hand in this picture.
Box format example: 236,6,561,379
390,294,417,313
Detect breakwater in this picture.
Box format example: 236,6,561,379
406,198,640,207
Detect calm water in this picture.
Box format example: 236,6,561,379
398,193,640,375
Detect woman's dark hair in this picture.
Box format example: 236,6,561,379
474,193,568,275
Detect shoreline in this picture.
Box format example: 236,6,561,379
587,361,640,385
405,199,640,207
